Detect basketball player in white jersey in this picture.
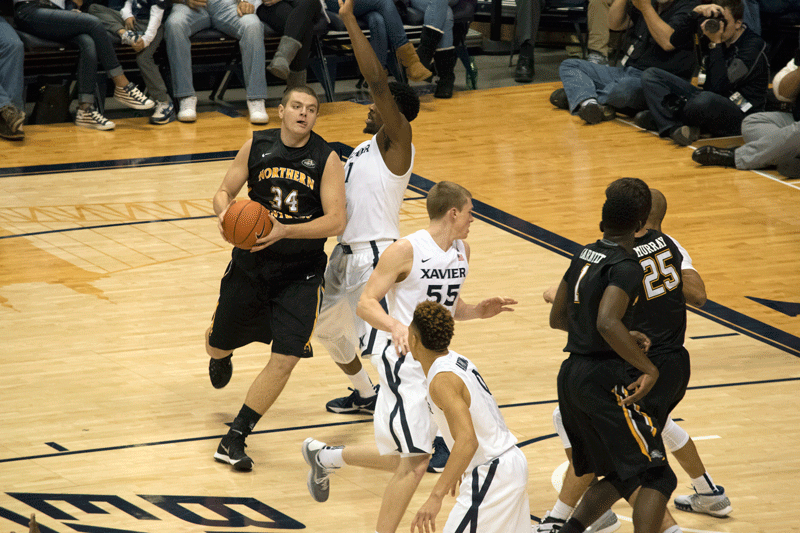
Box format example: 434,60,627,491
409,300,530,533
314,0,421,417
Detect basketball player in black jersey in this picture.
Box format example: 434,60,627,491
205,85,346,472
549,178,677,533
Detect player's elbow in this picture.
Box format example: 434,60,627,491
596,316,617,338
685,290,707,308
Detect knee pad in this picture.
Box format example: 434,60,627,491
641,465,678,498
552,406,572,449
661,417,689,453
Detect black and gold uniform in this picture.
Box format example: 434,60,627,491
209,128,334,358
556,239,670,494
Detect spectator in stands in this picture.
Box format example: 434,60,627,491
165,0,268,124
692,50,800,177
13,0,155,131
638,0,768,145
256,0,321,90
323,0,432,82
513,0,542,83
0,17,25,141
549,0,698,125
88,0,176,124
587,0,614,64
410,0,458,97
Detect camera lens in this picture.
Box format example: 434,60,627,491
705,18,721,33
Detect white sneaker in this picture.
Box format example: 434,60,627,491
75,107,115,130
301,438,334,503
586,510,621,533
120,30,139,46
533,511,565,533
674,485,732,517
177,96,197,122
247,99,268,124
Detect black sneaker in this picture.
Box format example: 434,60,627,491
549,88,568,110
325,385,378,414
427,435,450,473
634,110,658,131
692,146,736,167
214,431,253,471
670,125,700,146
209,355,233,389
534,511,566,533
579,101,616,124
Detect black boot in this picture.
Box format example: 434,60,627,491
433,48,457,99
416,26,442,72
514,41,534,83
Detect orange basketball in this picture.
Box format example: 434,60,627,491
222,200,272,250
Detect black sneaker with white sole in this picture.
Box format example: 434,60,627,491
325,385,378,414
427,435,450,473
214,431,253,471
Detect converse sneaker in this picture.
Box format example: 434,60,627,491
75,107,115,130
674,485,732,517
178,96,197,122
325,385,378,414
586,510,621,533
534,511,566,533
209,354,233,389
302,438,334,502
114,82,155,110
247,99,268,124
120,30,139,46
427,435,449,473
214,431,253,471
150,100,175,125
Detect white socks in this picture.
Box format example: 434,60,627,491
349,368,376,398
550,499,575,521
317,446,345,469
580,98,598,108
691,473,717,494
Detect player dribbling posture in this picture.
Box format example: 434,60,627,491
549,178,677,533
206,86,346,471
408,300,531,533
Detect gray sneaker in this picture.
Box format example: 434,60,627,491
302,438,335,502
586,510,621,533
674,485,732,517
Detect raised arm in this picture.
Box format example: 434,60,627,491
631,0,677,51
252,150,347,251
410,373,477,533
337,0,413,172
357,239,414,354
609,0,632,32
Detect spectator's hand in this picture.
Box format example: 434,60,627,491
237,0,255,15
338,0,354,19
630,0,652,13
131,37,146,52
124,16,136,30
692,3,723,19
186,0,208,10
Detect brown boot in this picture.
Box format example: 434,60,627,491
396,42,432,82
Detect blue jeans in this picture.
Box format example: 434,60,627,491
165,0,266,100
325,0,408,52
0,18,24,109
409,0,454,49
14,2,125,104
559,58,646,113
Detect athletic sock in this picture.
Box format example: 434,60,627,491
348,368,376,398
550,499,575,520
231,404,262,437
691,473,717,494
580,98,598,108
662,525,682,533
318,445,345,468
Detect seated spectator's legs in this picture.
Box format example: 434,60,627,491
88,4,127,37
137,26,171,105
641,67,701,135
0,18,24,110
514,0,543,82
257,0,320,75
737,111,800,172
208,0,267,101
165,3,212,99
354,0,409,52
587,0,612,59
363,10,391,71
410,0,454,68
681,90,744,137
602,67,646,113
559,59,627,113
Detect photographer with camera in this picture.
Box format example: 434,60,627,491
637,0,768,145
693,39,800,178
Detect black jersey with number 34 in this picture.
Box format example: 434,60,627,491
630,229,687,357
563,240,644,356
244,128,333,257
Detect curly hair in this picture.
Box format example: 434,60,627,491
411,300,454,352
389,81,420,122
603,177,651,233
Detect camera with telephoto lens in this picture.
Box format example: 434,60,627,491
693,10,726,34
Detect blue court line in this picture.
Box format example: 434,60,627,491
690,333,741,340
44,443,67,452
2,149,799,358
3,374,797,465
